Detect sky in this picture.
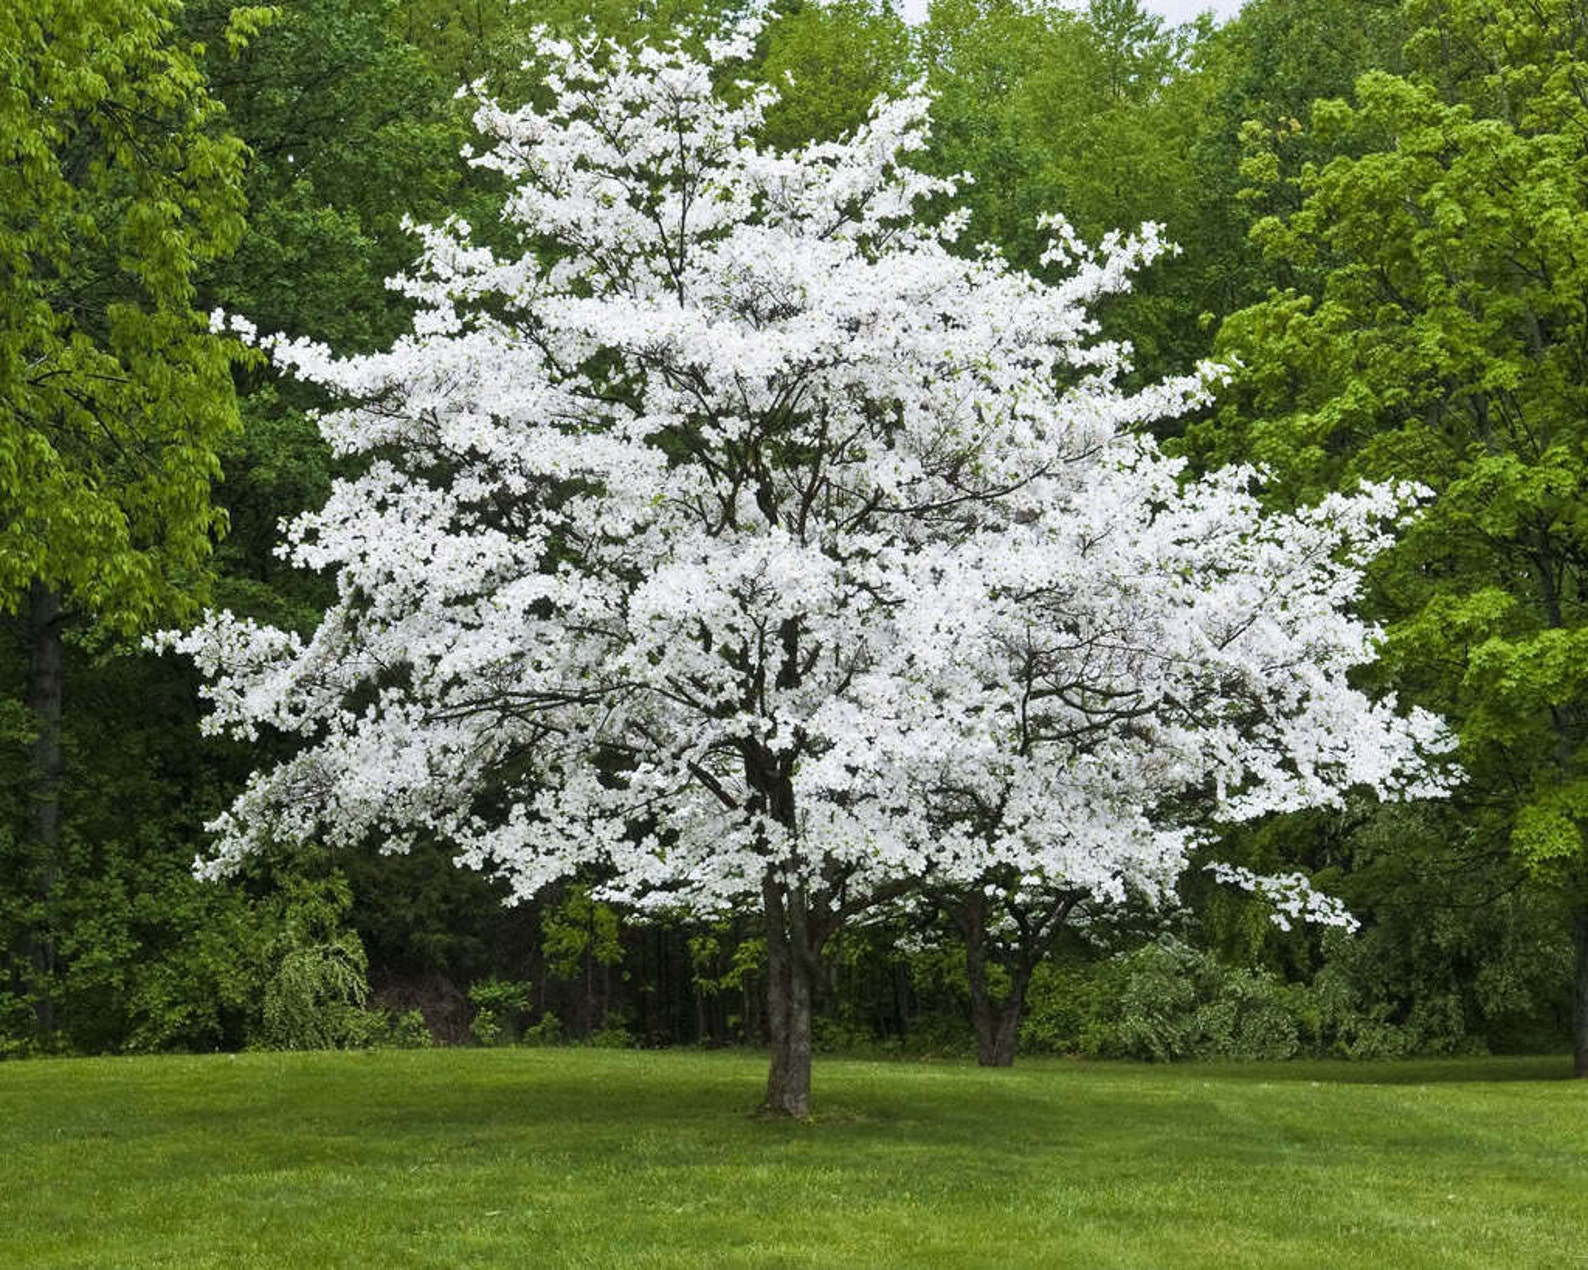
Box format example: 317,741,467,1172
1146,0,1243,22
897,0,1246,25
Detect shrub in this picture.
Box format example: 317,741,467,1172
1096,940,1303,1062
1019,940,1307,1062
468,978,532,1046
378,1008,434,1049
255,875,374,1051
519,1011,563,1047
1019,961,1110,1057
260,939,372,1050
582,1022,635,1049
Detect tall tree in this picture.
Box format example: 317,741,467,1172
0,0,248,1038
164,25,1448,1114
919,0,1219,381
1203,0,1588,1074
1187,0,1404,311
756,0,910,151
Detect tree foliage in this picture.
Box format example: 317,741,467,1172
164,23,1450,1110
0,0,254,1049
0,0,248,627
1203,0,1588,1073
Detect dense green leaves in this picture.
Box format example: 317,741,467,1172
758,0,910,149
1201,0,1588,1068
0,0,247,629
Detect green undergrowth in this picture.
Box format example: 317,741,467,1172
3,1049,1584,1267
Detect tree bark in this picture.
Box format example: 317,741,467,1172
582,934,597,1037
25,586,64,1038
964,901,1030,1067
973,994,1025,1068
958,885,1078,1067
1574,906,1588,1079
761,870,817,1117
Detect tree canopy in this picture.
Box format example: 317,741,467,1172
1203,0,1588,1075
0,0,248,628
164,23,1451,1112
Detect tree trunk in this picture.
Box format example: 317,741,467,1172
1574,907,1588,1079
965,917,1031,1068
582,938,597,1037
761,870,817,1117
974,995,1025,1067
25,586,64,1038
959,885,1076,1068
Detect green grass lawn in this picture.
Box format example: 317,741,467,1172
2,1049,1585,1268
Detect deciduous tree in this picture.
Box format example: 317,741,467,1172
164,25,1449,1113
0,0,248,1037
1203,0,1588,1075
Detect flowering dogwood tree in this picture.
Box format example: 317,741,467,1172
162,26,1450,1114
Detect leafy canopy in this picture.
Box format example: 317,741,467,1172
0,0,249,629
1205,0,1588,882
163,21,1449,936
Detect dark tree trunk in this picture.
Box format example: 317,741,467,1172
1574,907,1588,1079
957,884,1077,1068
581,938,597,1037
973,995,1025,1068
761,870,818,1117
25,586,64,1038
964,899,1031,1067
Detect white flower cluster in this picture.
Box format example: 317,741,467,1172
161,27,1454,917
1204,863,1363,932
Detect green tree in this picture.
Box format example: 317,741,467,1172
180,0,469,633
0,0,249,1039
1163,0,1405,350
184,0,463,356
0,2,248,622
541,885,624,1038
919,0,1220,381
1203,0,1588,1074
756,0,909,151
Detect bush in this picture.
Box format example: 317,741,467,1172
1306,928,1487,1060
1019,940,1306,1062
1019,961,1110,1057
1020,925,1553,1064
519,1011,563,1046
260,940,372,1050
468,978,532,1046
811,1014,875,1054
377,1008,434,1049
582,1022,635,1049
1098,940,1304,1062
254,874,375,1051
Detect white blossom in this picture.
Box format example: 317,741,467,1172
158,28,1453,930
1205,863,1362,933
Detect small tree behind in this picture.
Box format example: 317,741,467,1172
165,23,1449,1115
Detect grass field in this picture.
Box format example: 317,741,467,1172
3,1048,1585,1267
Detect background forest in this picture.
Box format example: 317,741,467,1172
4,0,1584,1067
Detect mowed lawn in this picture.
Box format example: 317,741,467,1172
3,1048,1585,1268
